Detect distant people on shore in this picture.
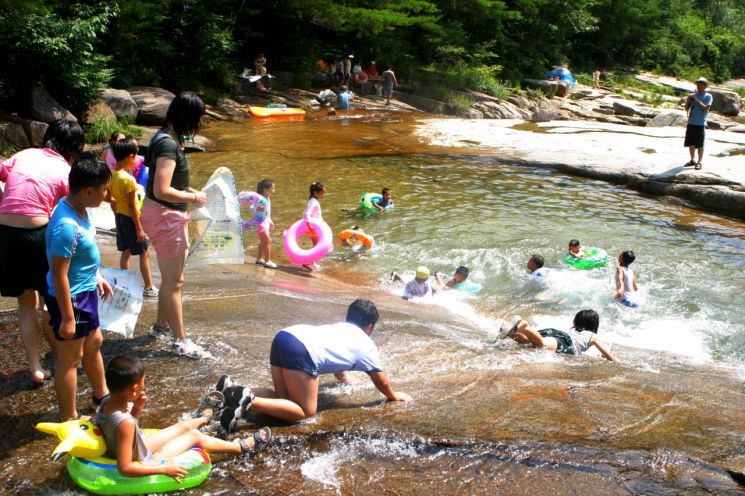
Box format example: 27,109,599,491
344,55,353,84
382,66,398,105
0,119,84,385
254,53,267,76
684,77,712,170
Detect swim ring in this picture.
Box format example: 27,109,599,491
283,218,333,265
564,247,609,270
338,229,375,250
360,193,393,212
236,191,268,231
35,419,211,495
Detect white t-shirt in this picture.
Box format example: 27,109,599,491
403,278,433,300
568,329,594,354
304,197,322,221
283,322,382,374
531,267,550,282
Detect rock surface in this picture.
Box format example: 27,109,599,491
30,82,76,123
0,121,30,150
99,88,138,120
128,86,175,125
648,110,688,128
708,89,741,116
521,78,570,97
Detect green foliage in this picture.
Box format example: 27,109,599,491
84,116,143,145
734,87,745,98
0,144,18,158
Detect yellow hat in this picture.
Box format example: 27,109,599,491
415,266,430,279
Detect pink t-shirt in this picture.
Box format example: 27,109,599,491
105,148,145,178
0,148,69,218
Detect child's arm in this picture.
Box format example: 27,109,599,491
613,267,624,299
115,419,187,480
50,256,75,339
130,390,148,420
590,335,617,362
632,274,638,292
127,189,145,243
366,371,412,401
334,372,349,383
106,189,117,214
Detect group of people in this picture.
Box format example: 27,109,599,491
316,57,399,106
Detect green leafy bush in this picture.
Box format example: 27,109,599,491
85,116,143,145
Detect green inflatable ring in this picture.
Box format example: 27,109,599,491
564,247,609,270
67,446,211,495
360,192,393,212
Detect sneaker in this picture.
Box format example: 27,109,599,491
220,387,255,433
255,258,266,266
264,260,277,269
171,339,211,359
500,316,522,339
143,286,159,298
149,323,171,339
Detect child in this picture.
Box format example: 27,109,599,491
302,181,326,272
373,188,394,211
97,356,271,479
568,239,584,258
255,179,276,269
103,131,125,171
108,138,157,297
496,310,616,361
614,250,639,307
526,255,550,282
336,86,353,110
402,266,434,300
45,153,113,421
342,225,370,253
435,265,470,289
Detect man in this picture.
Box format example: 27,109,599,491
382,65,398,105
684,77,713,170
217,299,412,429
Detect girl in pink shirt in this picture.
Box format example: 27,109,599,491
0,119,84,385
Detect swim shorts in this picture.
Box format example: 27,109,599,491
115,213,148,256
0,224,47,297
684,124,705,149
140,203,189,260
270,330,319,377
45,289,100,340
538,328,578,355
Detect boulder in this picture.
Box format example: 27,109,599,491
128,87,175,125
82,99,116,126
648,110,688,128
521,79,570,98
2,116,49,147
30,82,77,123
390,91,447,114
507,95,531,109
612,100,653,118
455,108,484,119
528,108,565,122
706,114,736,130
708,89,741,116
0,121,30,150
99,89,138,120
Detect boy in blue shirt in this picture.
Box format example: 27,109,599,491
45,152,113,421
684,77,713,170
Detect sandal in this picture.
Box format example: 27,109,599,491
193,391,226,422
90,393,110,412
695,162,703,170
238,427,272,454
684,160,696,167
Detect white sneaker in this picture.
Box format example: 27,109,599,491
172,339,212,359
143,286,159,298
255,258,266,266
499,316,522,339
263,260,277,269
149,323,171,339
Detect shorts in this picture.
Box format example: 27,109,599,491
684,124,705,149
269,331,319,377
618,295,639,308
0,224,48,297
538,328,578,355
115,213,148,255
45,289,100,340
383,84,394,95
140,203,189,260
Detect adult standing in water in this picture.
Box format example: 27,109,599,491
0,119,84,384
141,92,209,359
382,65,398,105
684,77,713,170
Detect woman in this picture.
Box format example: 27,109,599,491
141,92,208,359
0,119,84,384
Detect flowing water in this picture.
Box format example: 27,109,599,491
1,111,744,495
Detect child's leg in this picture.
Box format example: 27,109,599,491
154,429,247,460
120,249,131,270
55,337,85,420
258,232,271,261
139,249,154,288
143,417,209,454
17,289,47,381
511,321,556,350
81,328,108,401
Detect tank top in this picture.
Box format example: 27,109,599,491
95,397,152,461
621,266,637,302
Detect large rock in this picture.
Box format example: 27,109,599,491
30,82,77,123
391,91,447,114
128,87,175,125
648,110,688,127
521,79,570,98
0,121,30,150
529,108,565,122
3,116,49,147
708,89,741,116
99,89,138,120
82,99,116,126
612,100,654,118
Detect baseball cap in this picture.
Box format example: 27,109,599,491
695,77,708,85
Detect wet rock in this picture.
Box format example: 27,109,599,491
99,89,138,120
82,99,116,126
0,121,30,150
521,79,570,98
648,110,688,127
30,82,76,123
392,92,447,114
128,86,175,125
708,89,741,116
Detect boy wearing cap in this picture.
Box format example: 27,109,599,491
684,77,713,170
402,266,434,300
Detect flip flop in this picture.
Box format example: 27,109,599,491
238,427,272,454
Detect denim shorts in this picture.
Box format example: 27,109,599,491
45,289,100,340
269,331,319,377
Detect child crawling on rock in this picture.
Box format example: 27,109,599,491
493,310,617,362
96,356,272,482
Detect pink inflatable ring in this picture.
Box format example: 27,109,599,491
283,218,333,265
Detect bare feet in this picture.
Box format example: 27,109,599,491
32,368,52,384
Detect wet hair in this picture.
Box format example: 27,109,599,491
111,137,138,162
340,85,348,92
309,181,325,199
257,178,274,197
382,188,391,196
568,239,581,248
165,92,205,144
455,266,469,278
346,299,380,329
619,250,636,267
68,152,111,195
529,255,544,268
108,131,125,146
351,225,360,230
573,309,599,334
42,119,85,162
105,356,146,394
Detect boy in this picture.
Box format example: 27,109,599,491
108,138,157,297
402,266,434,300
683,77,713,170
336,86,354,109
567,239,584,258
614,250,639,307
495,310,616,361
526,255,550,282
97,356,271,479
435,265,470,289
373,188,394,211
45,153,113,420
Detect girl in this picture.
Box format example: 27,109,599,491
103,131,125,171
255,179,276,269
302,181,326,272
614,250,639,307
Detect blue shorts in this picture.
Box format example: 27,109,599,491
45,289,100,340
618,296,639,308
115,213,148,256
270,331,319,377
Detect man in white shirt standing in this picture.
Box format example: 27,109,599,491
217,299,412,430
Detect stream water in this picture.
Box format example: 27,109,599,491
1,111,744,495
